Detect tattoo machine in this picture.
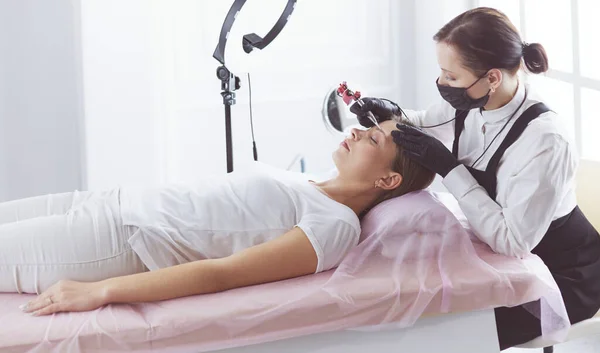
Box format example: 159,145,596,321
336,81,382,131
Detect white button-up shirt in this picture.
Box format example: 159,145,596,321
403,82,578,258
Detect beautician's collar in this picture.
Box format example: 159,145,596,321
480,80,525,124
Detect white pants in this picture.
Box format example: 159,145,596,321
0,189,148,294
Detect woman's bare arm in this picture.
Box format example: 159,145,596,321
23,227,318,316
102,226,318,304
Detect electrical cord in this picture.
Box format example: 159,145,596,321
469,90,528,168
247,72,258,161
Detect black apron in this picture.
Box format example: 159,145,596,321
452,103,600,350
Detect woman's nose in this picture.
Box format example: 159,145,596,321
350,128,361,140
437,73,447,86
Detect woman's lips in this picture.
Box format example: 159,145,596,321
341,140,350,151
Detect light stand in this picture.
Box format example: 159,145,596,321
215,65,240,173
213,0,297,173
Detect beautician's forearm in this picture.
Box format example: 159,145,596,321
100,260,225,304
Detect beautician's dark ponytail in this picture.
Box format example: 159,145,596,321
434,7,549,76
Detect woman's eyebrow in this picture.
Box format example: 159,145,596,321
370,128,388,141
442,68,455,74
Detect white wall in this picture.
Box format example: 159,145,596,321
0,12,7,202
80,0,166,190
80,0,409,190
405,0,473,192
0,0,473,197
411,0,473,110
0,0,85,201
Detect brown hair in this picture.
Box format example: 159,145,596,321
362,118,436,217
433,7,549,76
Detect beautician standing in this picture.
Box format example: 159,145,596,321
352,7,600,351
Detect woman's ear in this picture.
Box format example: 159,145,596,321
487,69,503,92
377,173,402,191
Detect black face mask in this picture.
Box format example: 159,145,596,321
436,73,491,111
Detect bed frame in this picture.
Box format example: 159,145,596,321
212,309,500,353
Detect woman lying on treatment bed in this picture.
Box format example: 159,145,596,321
0,119,434,316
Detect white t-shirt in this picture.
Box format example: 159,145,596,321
119,164,360,273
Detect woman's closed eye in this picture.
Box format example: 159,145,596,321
368,128,387,145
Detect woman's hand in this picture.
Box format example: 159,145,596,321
350,97,404,128
20,280,108,316
392,123,460,177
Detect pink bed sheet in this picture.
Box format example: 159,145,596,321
0,191,569,352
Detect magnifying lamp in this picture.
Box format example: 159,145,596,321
213,0,297,173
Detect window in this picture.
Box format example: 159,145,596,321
477,0,600,161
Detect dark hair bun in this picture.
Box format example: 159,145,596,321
523,42,549,74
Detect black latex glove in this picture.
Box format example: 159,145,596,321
350,97,404,128
391,124,460,177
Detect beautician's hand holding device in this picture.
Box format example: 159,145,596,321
352,7,600,351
